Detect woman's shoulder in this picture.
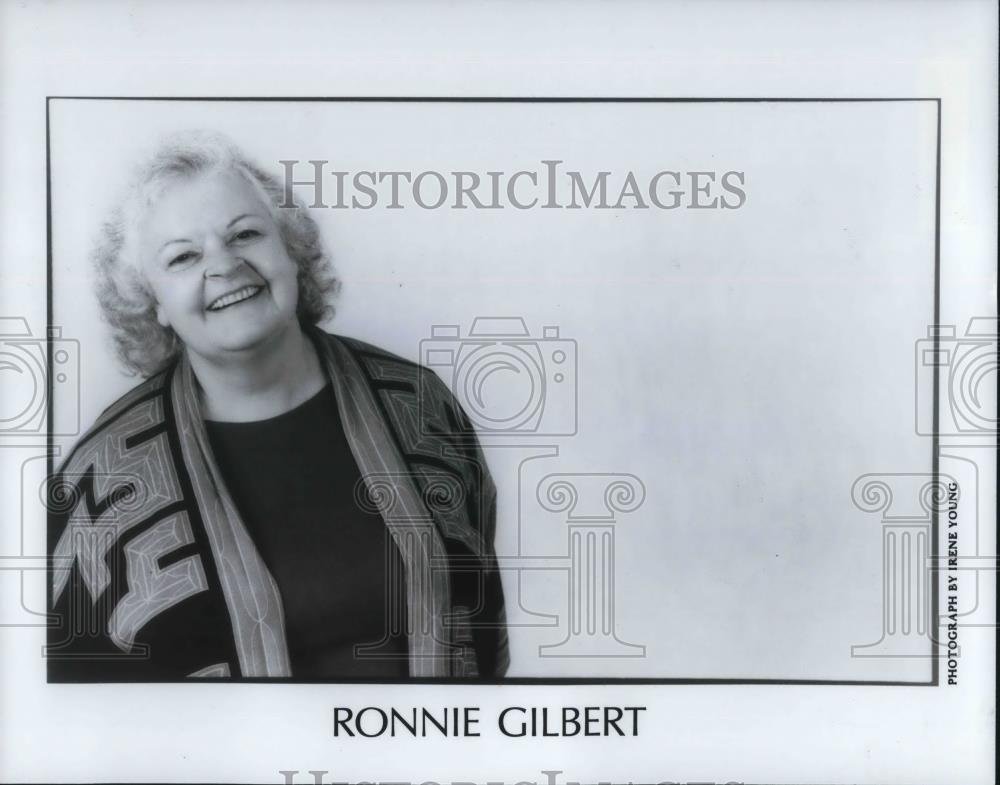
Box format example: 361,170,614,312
322,330,438,389
56,367,174,475
320,330,474,428
325,331,418,369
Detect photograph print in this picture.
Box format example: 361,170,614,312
45,97,939,683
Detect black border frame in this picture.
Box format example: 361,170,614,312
45,96,942,686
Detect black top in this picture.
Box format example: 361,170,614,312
204,382,409,679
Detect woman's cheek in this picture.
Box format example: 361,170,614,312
159,272,203,323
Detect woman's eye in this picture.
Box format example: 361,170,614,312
168,251,197,267
230,229,261,242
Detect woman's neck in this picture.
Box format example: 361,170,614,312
188,322,327,422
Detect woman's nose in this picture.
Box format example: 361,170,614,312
203,243,243,278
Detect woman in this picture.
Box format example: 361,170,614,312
47,132,508,680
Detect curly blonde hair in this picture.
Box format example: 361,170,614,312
93,131,340,377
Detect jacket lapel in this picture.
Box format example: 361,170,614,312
171,357,292,677
318,334,454,677
171,333,454,678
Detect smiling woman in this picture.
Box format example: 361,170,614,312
129,165,329,422
47,132,509,681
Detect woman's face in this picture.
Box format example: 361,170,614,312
137,169,300,365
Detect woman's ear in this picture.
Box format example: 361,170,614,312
155,303,170,328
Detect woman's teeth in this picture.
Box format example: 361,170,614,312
207,285,262,311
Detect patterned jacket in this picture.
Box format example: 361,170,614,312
48,329,508,680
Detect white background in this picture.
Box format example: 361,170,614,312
1,1,996,784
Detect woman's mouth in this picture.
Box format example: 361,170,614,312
206,285,263,312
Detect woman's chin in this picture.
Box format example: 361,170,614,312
191,319,295,362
